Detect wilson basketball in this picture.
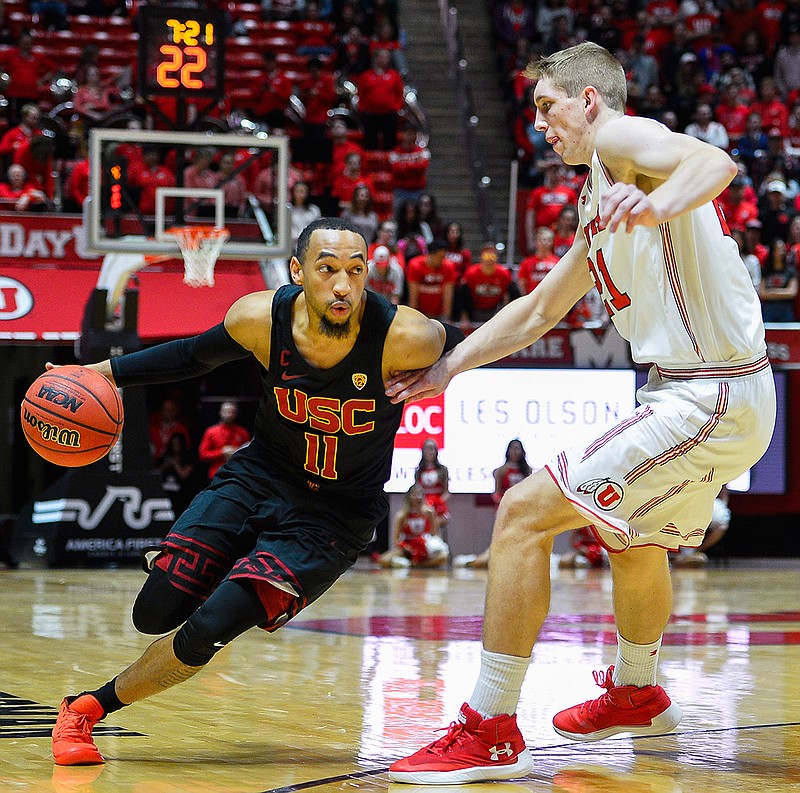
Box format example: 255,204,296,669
20,366,124,467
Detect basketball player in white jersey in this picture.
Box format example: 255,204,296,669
385,42,776,784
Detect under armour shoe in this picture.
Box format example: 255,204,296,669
552,665,682,741
389,702,533,784
52,695,105,766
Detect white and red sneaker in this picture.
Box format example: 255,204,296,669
389,702,533,784
552,665,682,741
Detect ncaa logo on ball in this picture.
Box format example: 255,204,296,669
577,478,624,511
37,384,85,413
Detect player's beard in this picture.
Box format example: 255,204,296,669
319,314,352,339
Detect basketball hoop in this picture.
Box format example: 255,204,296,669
164,226,230,287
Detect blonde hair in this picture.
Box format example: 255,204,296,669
526,42,627,113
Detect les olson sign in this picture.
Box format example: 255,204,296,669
388,368,636,493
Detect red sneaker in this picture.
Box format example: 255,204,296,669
52,695,105,766
389,702,533,784
552,665,682,741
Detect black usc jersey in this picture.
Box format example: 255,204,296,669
254,284,405,496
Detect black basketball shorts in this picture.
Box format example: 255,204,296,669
151,438,387,629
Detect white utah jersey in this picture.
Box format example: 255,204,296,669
577,150,766,370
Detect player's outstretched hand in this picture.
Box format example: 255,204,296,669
386,357,451,404
600,182,661,233
45,361,116,383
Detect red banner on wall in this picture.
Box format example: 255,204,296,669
0,212,266,341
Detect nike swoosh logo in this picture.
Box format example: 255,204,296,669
281,372,304,381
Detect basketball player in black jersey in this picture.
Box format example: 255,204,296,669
51,217,462,766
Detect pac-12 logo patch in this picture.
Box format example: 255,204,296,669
352,373,367,390
577,478,624,511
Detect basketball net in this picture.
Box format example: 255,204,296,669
164,226,230,288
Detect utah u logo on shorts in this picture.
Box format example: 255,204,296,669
577,478,624,510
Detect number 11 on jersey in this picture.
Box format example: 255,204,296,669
304,433,338,479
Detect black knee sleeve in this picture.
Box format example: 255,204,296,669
172,579,268,667
132,567,202,635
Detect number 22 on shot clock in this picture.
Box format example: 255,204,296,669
138,6,225,98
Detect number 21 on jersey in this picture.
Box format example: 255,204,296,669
587,248,631,316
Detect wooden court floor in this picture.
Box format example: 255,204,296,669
1,559,799,793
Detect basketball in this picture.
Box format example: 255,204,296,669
20,365,124,467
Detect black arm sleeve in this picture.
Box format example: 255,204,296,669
110,323,251,387
440,322,466,354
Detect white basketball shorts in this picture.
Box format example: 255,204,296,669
544,361,775,552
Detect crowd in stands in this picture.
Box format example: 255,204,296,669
0,0,798,323
494,0,800,320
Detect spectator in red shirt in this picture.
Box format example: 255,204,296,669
0,103,40,158
296,57,338,163
406,240,457,321
721,0,758,50
517,227,559,295
355,48,405,150
297,0,334,56
128,146,176,215
683,0,720,53
329,117,365,177
718,175,760,232
523,155,578,253
64,158,90,212
552,206,577,258
443,221,472,283
714,83,751,139
753,76,790,133
366,244,405,304
389,124,430,214
745,218,770,269
335,24,371,78
148,397,192,465
216,152,248,216
249,51,293,131
2,31,54,121
0,163,47,210
198,402,252,481
331,151,375,208
13,134,55,199
368,219,406,271
458,244,513,324
73,65,119,122
182,147,218,217
754,0,786,57
370,18,409,77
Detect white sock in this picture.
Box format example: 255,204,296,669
468,648,530,718
612,633,661,688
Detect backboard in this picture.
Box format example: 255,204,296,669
86,128,291,259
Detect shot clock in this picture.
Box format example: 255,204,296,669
137,6,225,98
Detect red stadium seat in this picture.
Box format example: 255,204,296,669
255,36,297,55
232,3,262,22
226,52,264,73
275,53,306,70
7,11,33,36
97,47,135,69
